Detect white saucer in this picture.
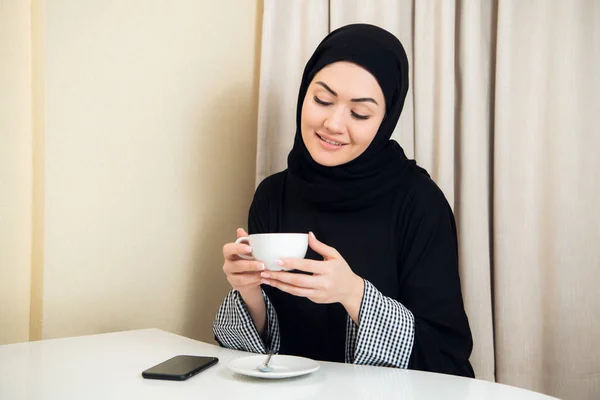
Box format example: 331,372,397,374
228,354,320,379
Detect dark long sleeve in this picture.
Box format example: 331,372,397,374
398,182,474,377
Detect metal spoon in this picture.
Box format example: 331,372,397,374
257,351,274,372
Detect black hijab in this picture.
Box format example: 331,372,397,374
287,23,427,211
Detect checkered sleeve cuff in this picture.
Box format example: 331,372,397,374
213,289,280,354
345,280,415,368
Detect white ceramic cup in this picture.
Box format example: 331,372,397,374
235,233,309,271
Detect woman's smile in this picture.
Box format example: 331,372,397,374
315,132,348,150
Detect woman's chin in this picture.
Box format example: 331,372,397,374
308,149,348,167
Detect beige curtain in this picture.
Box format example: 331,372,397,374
255,1,600,399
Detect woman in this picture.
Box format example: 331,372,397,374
213,23,474,377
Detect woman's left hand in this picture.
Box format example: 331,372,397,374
260,232,364,309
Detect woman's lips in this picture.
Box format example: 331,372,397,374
316,132,347,150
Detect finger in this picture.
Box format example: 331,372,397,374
308,231,339,260
224,260,265,274
261,271,321,289
237,228,248,239
229,272,262,288
262,278,317,298
223,242,253,259
278,258,326,274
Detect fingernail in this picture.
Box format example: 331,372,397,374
261,272,270,278
276,259,285,266
309,232,315,239
261,279,270,285
245,246,253,253
259,263,265,270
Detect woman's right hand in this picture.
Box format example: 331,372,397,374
223,228,268,335
222,228,266,294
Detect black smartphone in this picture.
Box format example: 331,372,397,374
141,355,219,381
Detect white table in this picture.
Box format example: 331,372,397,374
0,328,558,399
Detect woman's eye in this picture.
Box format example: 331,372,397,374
314,96,332,106
351,111,369,120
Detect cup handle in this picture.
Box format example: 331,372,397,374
234,237,254,260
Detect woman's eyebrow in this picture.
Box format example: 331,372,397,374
351,97,378,106
315,81,379,106
315,81,337,96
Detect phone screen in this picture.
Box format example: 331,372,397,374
142,355,219,381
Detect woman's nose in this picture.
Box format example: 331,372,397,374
323,106,346,134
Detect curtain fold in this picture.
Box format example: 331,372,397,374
492,1,600,397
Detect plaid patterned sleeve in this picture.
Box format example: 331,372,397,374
345,280,415,368
213,289,281,354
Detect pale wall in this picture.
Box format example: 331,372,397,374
0,0,33,345
37,0,261,342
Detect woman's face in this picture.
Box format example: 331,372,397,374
300,61,386,167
